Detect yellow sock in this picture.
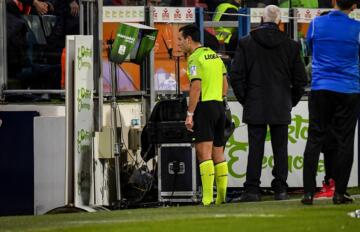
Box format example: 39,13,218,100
199,160,214,206
215,161,228,205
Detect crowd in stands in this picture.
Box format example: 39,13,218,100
4,0,337,91
6,0,79,90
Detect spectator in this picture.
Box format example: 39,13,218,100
230,5,307,202
212,0,241,58
301,0,360,205
48,0,79,48
311,10,336,200
204,0,225,12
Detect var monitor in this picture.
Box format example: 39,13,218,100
110,23,158,64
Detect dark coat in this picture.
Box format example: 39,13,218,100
229,23,307,125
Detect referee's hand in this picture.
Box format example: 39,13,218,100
185,115,194,132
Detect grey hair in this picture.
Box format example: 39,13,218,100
263,5,281,24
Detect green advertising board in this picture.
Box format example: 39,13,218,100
279,0,319,8
109,23,158,64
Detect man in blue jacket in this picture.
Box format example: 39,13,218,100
302,0,360,205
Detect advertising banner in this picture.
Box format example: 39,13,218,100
153,7,196,23
295,8,360,23
103,6,145,23
226,101,358,187
103,6,196,23
349,9,360,21
73,36,94,206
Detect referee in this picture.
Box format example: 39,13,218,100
178,25,229,206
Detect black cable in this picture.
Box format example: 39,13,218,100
114,103,160,204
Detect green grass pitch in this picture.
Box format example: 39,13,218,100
1,195,360,232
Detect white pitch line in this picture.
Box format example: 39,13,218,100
58,212,284,228
214,213,282,218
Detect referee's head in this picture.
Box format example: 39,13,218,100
178,24,201,54
179,24,201,43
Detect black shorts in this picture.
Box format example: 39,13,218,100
193,100,226,147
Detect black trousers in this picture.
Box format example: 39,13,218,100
322,128,337,183
303,90,359,194
244,124,289,194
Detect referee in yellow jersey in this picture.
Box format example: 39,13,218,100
178,24,229,206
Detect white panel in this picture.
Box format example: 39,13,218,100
73,35,94,207
93,159,113,206
226,100,358,188
95,126,114,159
34,116,66,215
0,105,65,116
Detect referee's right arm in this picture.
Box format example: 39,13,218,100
222,74,228,97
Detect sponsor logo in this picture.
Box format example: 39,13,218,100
174,8,182,20
77,46,92,70
186,8,193,19
117,33,136,44
226,114,322,179
77,129,92,153
305,10,312,20
153,8,158,20
288,114,308,144
104,8,144,21
77,87,92,112
162,8,170,20
145,34,156,41
118,45,126,55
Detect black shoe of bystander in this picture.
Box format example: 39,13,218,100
274,192,289,200
333,192,354,204
239,192,261,202
301,193,314,205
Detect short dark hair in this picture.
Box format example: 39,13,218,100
179,24,201,43
336,0,357,10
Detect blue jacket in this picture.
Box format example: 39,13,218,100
307,10,360,94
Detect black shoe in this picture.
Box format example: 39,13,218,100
333,192,354,204
274,192,289,200
239,193,261,202
301,193,314,205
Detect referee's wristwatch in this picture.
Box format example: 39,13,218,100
187,111,194,117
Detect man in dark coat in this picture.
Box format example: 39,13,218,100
47,0,79,48
229,5,307,202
